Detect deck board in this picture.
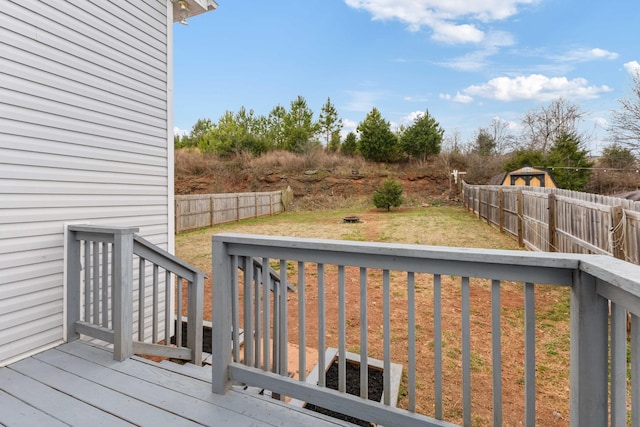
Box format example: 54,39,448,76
0,389,68,427
0,364,132,426
0,341,355,427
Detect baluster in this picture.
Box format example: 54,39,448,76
298,261,306,382
152,264,158,343
254,263,261,368
84,241,91,321
138,257,145,341
360,267,368,399
92,241,99,324
338,265,346,393
434,274,443,419
279,259,288,379
383,269,391,406
491,279,503,426
262,257,270,371
176,275,183,348
272,263,280,374
462,276,471,427
231,256,239,362
407,272,416,413
243,257,254,366
318,263,326,387
524,282,535,426
101,242,109,327
165,270,171,345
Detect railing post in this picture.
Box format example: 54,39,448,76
212,236,232,394
112,228,136,361
570,270,608,426
187,272,204,365
65,226,82,342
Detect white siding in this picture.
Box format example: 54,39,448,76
0,0,171,365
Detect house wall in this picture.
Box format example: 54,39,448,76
0,1,172,365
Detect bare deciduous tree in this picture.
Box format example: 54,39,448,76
520,98,586,152
609,70,640,152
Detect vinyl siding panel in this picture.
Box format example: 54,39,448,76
0,0,170,365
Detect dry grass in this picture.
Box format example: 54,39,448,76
176,205,571,426
174,148,225,178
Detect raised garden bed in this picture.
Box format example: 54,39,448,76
291,348,402,426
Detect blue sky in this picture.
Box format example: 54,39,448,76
173,0,640,154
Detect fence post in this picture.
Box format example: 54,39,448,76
112,228,136,361
255,193,259,218
611,205,624,260
498,189,504,233
236,194,240,222
548,193,557,252
517,190,524,248
486,189,492,225
477,188,482,220
210,196,215,227
570,270,608,426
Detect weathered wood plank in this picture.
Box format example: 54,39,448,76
9,356,198,426
30,349,256,426
0,368,130,426
0,387,80,427
58,341,351,426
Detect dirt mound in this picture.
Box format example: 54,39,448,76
175,167,455,206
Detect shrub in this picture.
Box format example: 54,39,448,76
373,179,404,211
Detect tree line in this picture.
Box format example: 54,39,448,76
176,70,640,192
174,96,444,163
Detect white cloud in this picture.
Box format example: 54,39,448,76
624,60,640,75
343,90,380,112
340,119,358,138
344,0,538,44
431,22,484,44
439,92,474,103
592,117,608,128
404,95,429,102
438,30,515,71
401,111,425,124
558,47,619,62
173,126,189,136
462,74,612,102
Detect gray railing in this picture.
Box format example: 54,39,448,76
66,225,204,364
212,233,640,427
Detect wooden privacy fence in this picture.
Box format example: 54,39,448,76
175,187,293,233
462,182,640,264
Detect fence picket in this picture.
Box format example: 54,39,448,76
462,182,640,265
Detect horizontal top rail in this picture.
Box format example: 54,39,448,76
133,235,207,281
214,233,582,285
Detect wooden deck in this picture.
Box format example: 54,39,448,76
0,341,356,426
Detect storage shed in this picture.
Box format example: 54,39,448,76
490,166,557,188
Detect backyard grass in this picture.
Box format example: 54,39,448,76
176,204,571,426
